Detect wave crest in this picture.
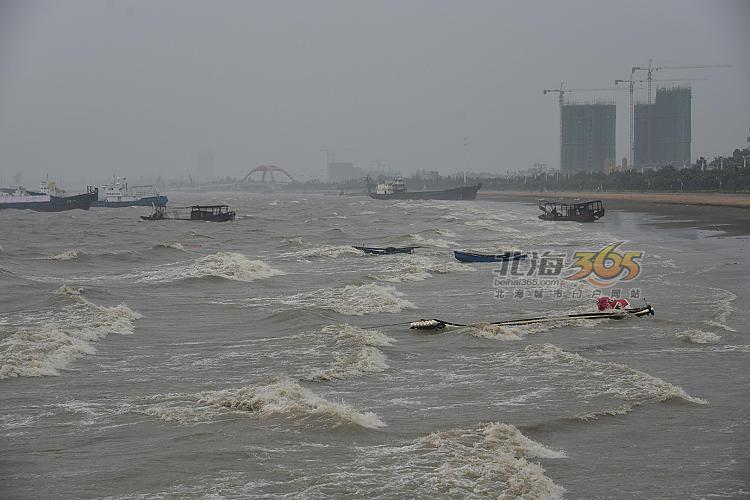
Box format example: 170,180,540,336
675,329,721,344
140,252,283,283
46,250,83,260
136,378,386,429
0,291,141,379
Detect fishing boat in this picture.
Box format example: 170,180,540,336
92,176,168,208
0,182,98,212
538,200,604,222
453,250,527,263
353,245,419,255
368,177,481,201
141,204,236,222
409,300,654,330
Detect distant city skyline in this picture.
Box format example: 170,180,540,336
1,0,749,186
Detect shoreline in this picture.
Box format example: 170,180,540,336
478,190,750,237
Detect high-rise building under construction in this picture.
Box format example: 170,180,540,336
561,102,616,172
634,86,691,167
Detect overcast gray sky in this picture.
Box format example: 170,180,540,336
1,0,748,185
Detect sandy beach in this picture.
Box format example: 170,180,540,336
480,190,750,236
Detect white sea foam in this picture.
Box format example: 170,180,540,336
408,233,457,248
705,287,736,332
0,288,141,379
139,252,283,283
519,344,708,418
285,283,414,315
155,242,186,251
353,422,566,499
305,346,389,381
135,377,386,429
282,245,361,259
369,255,475,282
46,249,83,260
675,329,722,344
320,324,395,347
470,316,606,341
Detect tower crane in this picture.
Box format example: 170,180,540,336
615,75,709,166
648,62,730,104
543,83,629,170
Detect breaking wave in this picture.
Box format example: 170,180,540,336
470,316,608,341
133,377,385,429
0,286,142,379
350,422,566,498
45,250,83,261
369,255,475,282
281,245,361,260
139,252,283,283
154,242,186,251
305,346,388,381
519,344,708,419
407,233,457,248
284,283,414,315
320,324,395,347
675,329,721,344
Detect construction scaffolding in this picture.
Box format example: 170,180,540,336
561,101,616,172
633,86,691,167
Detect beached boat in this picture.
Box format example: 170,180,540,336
92,177,168,208
353,246,419,255
538,200,604,222
453,250,527,263
141,204,236,222
368,177,481,201
0,182,98,212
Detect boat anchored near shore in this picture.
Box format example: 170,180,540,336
0,181,98,212
368,177,481,201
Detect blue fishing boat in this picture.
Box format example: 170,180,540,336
453,250,527,263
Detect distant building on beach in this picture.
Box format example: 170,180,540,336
634,87,691,168
561,102,616,173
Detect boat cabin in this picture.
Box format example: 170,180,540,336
375,177,407,195
538,200,604,222
190,205,236,222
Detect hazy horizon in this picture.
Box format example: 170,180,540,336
1,0,749,187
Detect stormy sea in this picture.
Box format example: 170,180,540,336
1,193,748,498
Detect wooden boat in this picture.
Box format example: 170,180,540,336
141,204,236,222
353,246,418,255
409,304,655,330
453,250,527,263
538,200,604,222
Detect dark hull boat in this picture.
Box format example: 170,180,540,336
538,200,604,222
141,205,236,222
453,250,527,263
353,246,418,255
0,188,98,212
369,184,481,201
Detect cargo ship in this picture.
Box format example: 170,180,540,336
0,181,98,212
92,177,168,207
368,177,481,201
